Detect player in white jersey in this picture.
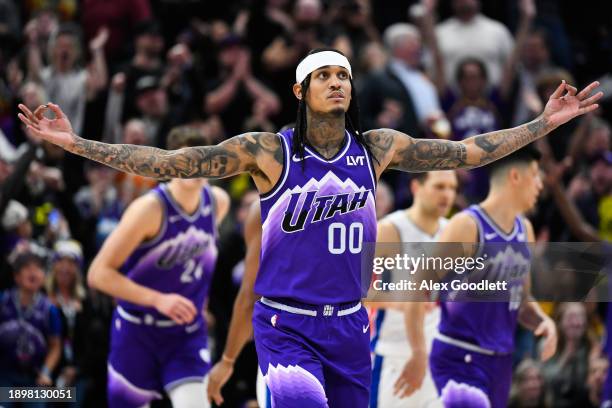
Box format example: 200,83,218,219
371,170,457,408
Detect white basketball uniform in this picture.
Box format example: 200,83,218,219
370,210,447,408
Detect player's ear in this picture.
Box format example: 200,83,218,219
410,178,421,196
509,167,521,185
293,83,303,100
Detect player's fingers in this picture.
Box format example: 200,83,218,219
176,302,196,321
577,81,600,99
579,91,603,108
173,306,192,323
577,104,599,116
33,104,47,120
178,297,197,315
169,313,184,325
169,307,188,324
393,376,409,395
206,380,217,402
179,304,196,322
18,104,38,123
550,80,566,99
564,84,577,96
17,113,40,129
48,103,66,119
211,388,224,405
401,385,416,398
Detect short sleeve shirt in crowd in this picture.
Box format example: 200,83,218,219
436,14,514,87
40,67,88,134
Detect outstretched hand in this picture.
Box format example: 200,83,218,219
535,317,558,362
543,81,603,130
18,103,76,149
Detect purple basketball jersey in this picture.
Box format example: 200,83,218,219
255,128,377,304
118,183,218,317
438,205,531,353
0,290,59,371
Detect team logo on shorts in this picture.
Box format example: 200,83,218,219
271,314,278,327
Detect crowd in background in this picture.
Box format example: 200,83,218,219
0,0,610,407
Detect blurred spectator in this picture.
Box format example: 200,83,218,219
0,246,62,398
206,37,280,137
71,287,114,408
383,23,447,135
359,25,420,136
543,302,596,408
242,0,293,75
0,200,33,261
133,74,171,146
375,180,394,219
80,0,152,63
574,153,612,241
22,0,77,21
73,162,123,254
116,20,165,125
356,41,388,77
162,42,206,125
512,28,558,126
567,116,611,170
0,0,20,40
262,0,347,124
327,0,380,63
262,0,341,69
434,0,514,87
586,356,609,408
8,81,48,147
508,359,550,408
23,10,59,67
46,240,86,395
26,23,108,135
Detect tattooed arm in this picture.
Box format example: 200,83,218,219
365,81,602,175
68,132,280,179
365,116,549,173
17,103,283,188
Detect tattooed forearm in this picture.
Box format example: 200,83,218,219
468,116,551,166
393,138,468,171
69,132,281,180
370,116,551,173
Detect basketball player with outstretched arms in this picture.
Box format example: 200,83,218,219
18,47,601,406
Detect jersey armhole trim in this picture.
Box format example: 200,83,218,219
467,209,484,259
205,185,218,239
136,190,168,250
260,133,289,201
363,141,378,189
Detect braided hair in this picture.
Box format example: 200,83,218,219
292,48,376,167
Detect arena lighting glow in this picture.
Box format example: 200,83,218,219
295,51,352,84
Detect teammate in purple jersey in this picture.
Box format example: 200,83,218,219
430,147,557,408
18,46,602,407
86,127,229,408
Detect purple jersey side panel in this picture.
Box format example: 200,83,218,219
255,128,377,304
438,205,531,354
118,184,218,317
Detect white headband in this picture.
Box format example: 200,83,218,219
295,51,352,84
